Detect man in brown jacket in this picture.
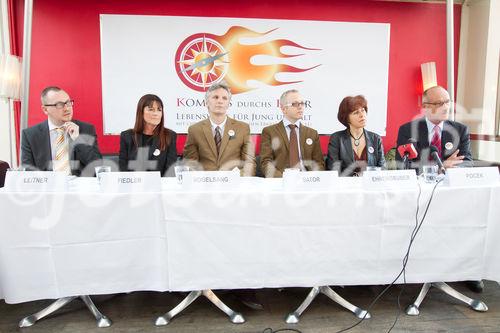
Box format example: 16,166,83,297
260,89,325,177
183,83,256,176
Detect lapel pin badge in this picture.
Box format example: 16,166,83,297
306,138,313,145
445,142,453,150
368,146,374,154
153,149,161,156
228,129,235,139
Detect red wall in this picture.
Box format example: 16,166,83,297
11,0,462,155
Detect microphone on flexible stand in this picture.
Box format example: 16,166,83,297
429,145,446,174
397,139,418,169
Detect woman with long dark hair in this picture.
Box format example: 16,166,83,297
119,94,177,176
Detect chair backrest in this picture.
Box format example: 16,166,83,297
0,160,10,188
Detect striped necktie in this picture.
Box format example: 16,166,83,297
214,126,222,156
53,127,71,175
430,125,442,158
288,124,300,168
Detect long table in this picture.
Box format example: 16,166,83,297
1,177,499,304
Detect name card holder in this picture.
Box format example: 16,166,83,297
445,167,499,187
283,170,339,191
182,170,240,191
362,169,417,190
99,171,161,192
4,171,68,192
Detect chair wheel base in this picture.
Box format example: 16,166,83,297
406,304,420,316
354,309,371,319
97,317,112,328
155,316,170,326
285,313,299,324
470,300,488,312
230,313,245,324
19,316,36,328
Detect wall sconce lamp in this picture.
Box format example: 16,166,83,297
0,54,22,100
421,61,437,92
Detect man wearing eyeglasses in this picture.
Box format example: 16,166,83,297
260,89,325,177
396,85,473,171
21,86,102,176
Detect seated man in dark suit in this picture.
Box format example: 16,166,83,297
397,85,481,292
396,85,473,171
260,89,325,177
21,86,102,176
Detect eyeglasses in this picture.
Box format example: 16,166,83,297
285,101,306,108
423,100,450,107
44,100,74,110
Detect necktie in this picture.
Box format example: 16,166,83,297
214,126,222,156
288,124,300,168
430,125,442,158
54,127,71,175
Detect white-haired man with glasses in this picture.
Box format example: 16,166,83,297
396,85,473,170
21,86,102,176
260,89,324,177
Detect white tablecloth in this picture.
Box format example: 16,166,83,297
1,177,499,303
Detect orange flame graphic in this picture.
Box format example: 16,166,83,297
212,26,321,94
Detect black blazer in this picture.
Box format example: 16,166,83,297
119,129,177,177
325,129,386,175
21,120,102,176
396,117,473,168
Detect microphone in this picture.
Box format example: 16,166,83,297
430,145,446,174
397,139,418,169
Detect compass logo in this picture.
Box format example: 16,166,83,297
175,26,321,95
175,33,229,92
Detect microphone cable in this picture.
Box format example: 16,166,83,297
334,176,445,333
262,328,303,333
386,176,445,333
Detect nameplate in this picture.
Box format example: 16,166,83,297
4,171,68,192
283,170,339,191
362,169,417,190
182,171,240,191
99,171,161,192
445,167,499,187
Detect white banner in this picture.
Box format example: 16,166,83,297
100,15,390,135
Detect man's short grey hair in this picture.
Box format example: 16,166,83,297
205,82,232,102
41,86,64,105
279,89,300,107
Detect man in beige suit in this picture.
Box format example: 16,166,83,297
260,89,325,177
183,83,256,176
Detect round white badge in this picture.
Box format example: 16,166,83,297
228,130,235,137
445,142,453,150
368,146,374,154
306,138,313,145
153,149,161,156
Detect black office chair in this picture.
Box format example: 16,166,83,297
0,160,10,188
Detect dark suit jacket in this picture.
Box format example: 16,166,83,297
183,117,256,176
325,129,386,175
119,129,177,177
0,160,9,188
259,121,325,178
21,120,102,176
396,117,473,169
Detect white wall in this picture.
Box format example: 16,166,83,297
456,0,500,163
0,0,17,167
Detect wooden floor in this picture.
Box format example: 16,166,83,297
1,281,499,333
